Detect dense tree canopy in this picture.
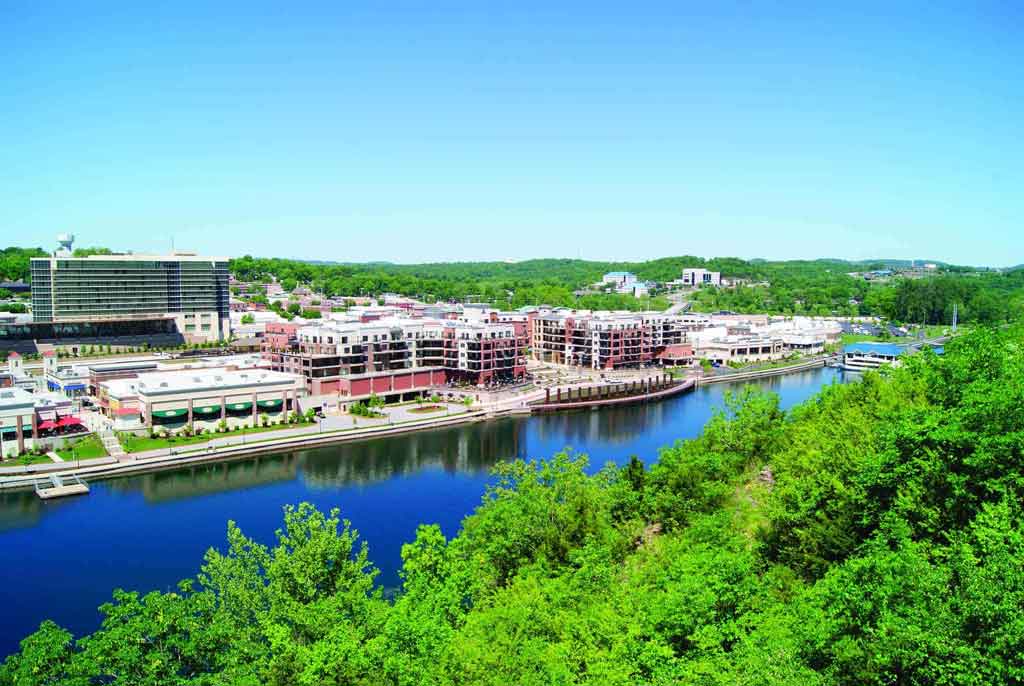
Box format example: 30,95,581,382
0,247,46,283
5,324,1024,684
231,253,1023,321
4,245,1019,319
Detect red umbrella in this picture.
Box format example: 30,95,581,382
57,416,81,427
37,420,58,431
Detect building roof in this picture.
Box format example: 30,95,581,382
32,253,228,263
843,342,906,357
657,344,694,359
103,368,301,399
0,387,35,411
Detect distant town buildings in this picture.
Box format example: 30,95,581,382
602,271,637,292
681,268,721,287
600,272,654,298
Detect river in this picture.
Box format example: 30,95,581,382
0,366,845,656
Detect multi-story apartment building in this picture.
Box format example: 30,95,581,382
531,311,690,369
263,317,528,396
30,241,230,343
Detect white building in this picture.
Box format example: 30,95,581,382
0,387,36,458
681,268,722,287
601,272,639,293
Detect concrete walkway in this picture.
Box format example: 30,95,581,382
123,403,471,462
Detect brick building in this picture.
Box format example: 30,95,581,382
262,316,527,397
531,311,691,369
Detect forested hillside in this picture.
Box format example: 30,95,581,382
691,268,1024,324
232,253,1024,321
4,245,1019,321
0,248,46,282
4,325,1023,685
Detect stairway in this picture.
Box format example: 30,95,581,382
99,431,126,458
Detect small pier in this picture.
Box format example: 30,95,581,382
530,375,694,413
35,474,90,500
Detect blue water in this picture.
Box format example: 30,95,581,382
0,367,844,656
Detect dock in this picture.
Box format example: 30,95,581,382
34,474,90,500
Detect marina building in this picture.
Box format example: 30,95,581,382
841,342,905,371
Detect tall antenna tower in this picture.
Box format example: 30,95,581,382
952,303,958,332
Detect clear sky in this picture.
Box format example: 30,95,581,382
2,2,1021,266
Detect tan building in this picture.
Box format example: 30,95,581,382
698,336,784,365
101,368,305,431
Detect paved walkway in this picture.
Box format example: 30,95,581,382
123,403,472,462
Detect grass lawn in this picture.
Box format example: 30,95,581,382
56,435,108,461
408,405,445,414
3,453,55,466
721,356,807,373
122,421,316,453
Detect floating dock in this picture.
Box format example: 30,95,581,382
35,474,90,500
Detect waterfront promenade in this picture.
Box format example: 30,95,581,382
0,357,833,489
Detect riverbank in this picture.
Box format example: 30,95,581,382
697,356,829,384
0,358,831,489
0,408,490,490
0,365,846,659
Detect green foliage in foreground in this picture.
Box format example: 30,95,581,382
5,326,1024,685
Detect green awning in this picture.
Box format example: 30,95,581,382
194,405,221,415
152,408,187,418
257,399,283,408
228,402,253,411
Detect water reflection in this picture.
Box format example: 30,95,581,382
300,418,528,488
90,419,531,502
0,367,845,659
106,454,301,503
531,400,672,448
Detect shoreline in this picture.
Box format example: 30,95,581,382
0,359,833,491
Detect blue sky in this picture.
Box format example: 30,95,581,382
2,2,1021,266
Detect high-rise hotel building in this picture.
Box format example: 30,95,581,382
30,238,230,343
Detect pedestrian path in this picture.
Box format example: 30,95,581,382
99,431,126,458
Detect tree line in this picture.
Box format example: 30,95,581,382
4,244,1021,321
4,324,1024,684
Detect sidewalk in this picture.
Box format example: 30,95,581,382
0,406,486,488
